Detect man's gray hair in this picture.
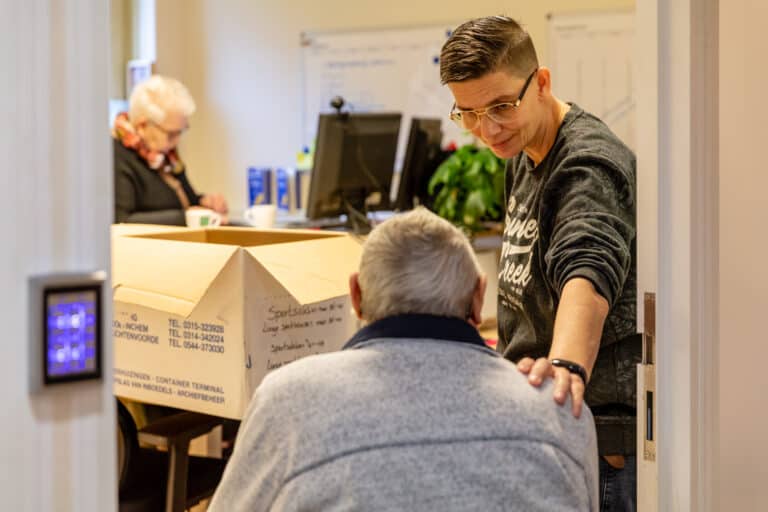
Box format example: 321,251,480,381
129,75,196,125
358,207,482,322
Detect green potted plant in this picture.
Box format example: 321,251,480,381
427,144,506,233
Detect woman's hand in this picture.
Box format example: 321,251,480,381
200,193,228,214
517,357,585,418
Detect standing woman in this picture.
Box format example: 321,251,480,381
441,17,639,511
113,75,228,225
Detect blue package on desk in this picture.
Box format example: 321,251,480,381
294,169,308,210
275,168,291,212
248,167,272,206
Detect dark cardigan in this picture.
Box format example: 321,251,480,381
113,138,201,225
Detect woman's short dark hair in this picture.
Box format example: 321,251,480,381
440,16,539,84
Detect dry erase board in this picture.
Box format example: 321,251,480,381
301,25,464,169
548,10,636,151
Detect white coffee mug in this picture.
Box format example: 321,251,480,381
244,204,277,229
185,208,222,228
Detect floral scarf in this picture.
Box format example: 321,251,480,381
112,112,185,175
113,112,191,209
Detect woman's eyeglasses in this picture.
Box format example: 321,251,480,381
449,68,538,130
149,120,188,139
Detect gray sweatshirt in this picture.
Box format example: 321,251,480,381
209,314,599,511
498,103,640,454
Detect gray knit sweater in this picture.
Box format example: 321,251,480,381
209,315,598,511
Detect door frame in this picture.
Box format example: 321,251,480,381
636,0,719,509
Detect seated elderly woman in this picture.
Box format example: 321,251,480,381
113,75,228,225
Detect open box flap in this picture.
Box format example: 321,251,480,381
113,286,198,317
245,235,363,305
112,234,239,314
111,223,190,239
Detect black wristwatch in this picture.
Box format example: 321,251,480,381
550,359,589,385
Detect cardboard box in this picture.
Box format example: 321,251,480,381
111,226,362,419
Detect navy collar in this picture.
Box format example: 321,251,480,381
343,313,487,350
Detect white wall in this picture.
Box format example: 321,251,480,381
0,1,116,511
153,0,634,213
718,0,768,508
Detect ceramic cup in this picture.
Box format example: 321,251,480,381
243,204,277,229
185,208,222,228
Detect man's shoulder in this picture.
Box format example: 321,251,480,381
249,339,597,472
259,338,594,431
500,377,596,440
252,350,354,402
259,337,490,387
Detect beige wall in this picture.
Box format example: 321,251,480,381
109,0,132,98
110,0,157,99
719,0,768,507
155,0,633,213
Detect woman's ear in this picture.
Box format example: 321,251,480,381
535,66,553,97
134,119,147,137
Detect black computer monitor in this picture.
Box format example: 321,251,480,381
393,117,443,211
306,112,402,222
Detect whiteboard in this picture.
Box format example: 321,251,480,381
548,10,636,151
301,25,465,170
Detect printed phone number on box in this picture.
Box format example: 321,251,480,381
169,338,226,354
182,330,225,343
182,321,224,333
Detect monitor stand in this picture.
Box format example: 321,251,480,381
340,197,373,235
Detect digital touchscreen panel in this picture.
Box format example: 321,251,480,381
43,286,101,383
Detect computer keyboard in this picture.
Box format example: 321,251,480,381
278,216,349,230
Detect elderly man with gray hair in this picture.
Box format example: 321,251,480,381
209,208,599,511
